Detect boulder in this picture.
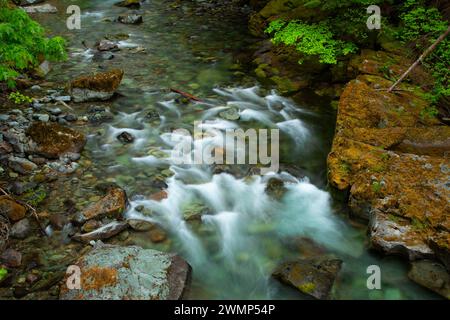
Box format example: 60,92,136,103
408,260,450,299
59,246,191,300
273,258,342,299
69,69,124,103
72,221,128,243
26,122,86,159
0,196,26,222
80,187,127,221
97,40,118,52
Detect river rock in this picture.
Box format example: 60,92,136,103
97,40,118,52
0,248,22,268
0,141,13,155
80,187,127,221
114,0,141,9
72,221,129,243
10,218,32,239
273,258,342,300
219,108,240,121
265,177,287,200
8,156,38,174
81,220,102,233
117,131,134,144
59,246,191,300
118,13,143,25
128,219,155,232
408,260,450,299
0,196,26,222
26,122,86,159
69,69,124,103
22,4,57,13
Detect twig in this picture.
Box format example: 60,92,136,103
388,25,450,93
57,100,74,111
0,187,47,237
170,88,203,102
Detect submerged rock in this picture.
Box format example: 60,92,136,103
80,187,127,221
408,260,450,299
59,246,191,300
72,221,129,243
69,69,124,103
273,258,342,300
27,122,86,159
8,156,37,174
114,0,141,9
117,131,134,144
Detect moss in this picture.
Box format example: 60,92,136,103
299,282,316,294
70,69,123,92
20,186,47,207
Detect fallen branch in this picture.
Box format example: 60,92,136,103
388,25,450,93
170,88,203,102
0,187,47,237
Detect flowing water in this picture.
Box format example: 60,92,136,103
35,0,438,299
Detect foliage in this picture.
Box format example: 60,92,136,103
0,267,7,281
0,1,67,88
8,91,32,104
265,19,357,64
397,4,449,101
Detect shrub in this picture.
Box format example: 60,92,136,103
0,0,67,88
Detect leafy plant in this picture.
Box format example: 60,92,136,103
8,91,32,104
0,267,7,281
265,19,357,64
0,0,67,87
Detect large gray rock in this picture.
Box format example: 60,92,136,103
59,246,191,300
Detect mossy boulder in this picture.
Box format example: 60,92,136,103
27,122,86,159
69,69,124,102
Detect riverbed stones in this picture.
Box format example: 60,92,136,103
72,221,129,243
26,122,86,159
59,246,191,300
0,196,26,222
69,69,124,103
8,156,37,174
408,260,450,299
80,187,127,221
273,258,342,300
97,40,118,52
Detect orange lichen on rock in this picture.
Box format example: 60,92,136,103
70,69,124,92
81,266,118,291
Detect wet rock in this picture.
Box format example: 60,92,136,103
408,260,450,299
81,187,127,220
72,221,129,243
0,248,22,268
59,246,191,300
93,51,115,62
69,69,124,103
8,156,38,174
27,122,86,159
14,0,45,5
97,40,118,52
33,113,50,122
0,141,13,155
0,196,26,222
429,235,450,272
149,228,167,243
144,110,160,122
49,214,68,231
64,114,78,122
118,13,143,25
265,177,287,200
9,181,37,196
114,0,141,9
273,258,342,300
117,131,134,144
369,211,434,260
81,220,102,233
219,108,240,121
22,4,57,13
181,201,210,221
128,219,155,232
10,218,32,239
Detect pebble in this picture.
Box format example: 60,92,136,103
10,218,32,239
0,248,22,268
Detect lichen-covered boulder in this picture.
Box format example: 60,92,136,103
59,246,191,300
69,69,124,102
26,122,86,159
